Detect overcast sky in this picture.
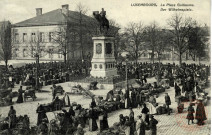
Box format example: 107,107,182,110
0,0,210,29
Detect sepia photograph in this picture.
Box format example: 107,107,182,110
0,0,210,134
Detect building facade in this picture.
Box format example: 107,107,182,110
11,4,99,62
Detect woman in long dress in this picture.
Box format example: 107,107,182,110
62,93,70,107
136,115,146,135
195,99,207,125
16,86,24,103
36,105,48,126
88,106,98,131
141,103,150,125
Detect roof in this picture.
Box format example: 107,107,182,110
13,9,97,27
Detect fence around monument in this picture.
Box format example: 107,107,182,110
69,74,135,85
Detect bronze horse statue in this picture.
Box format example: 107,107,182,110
93,10,109,33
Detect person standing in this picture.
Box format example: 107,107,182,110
16,86,24,103
149,115,158,135
175,83,181,97
99,109,109,132
8,106,16,128
136,115,147,135
186,103,195,125
195,98,207,125
124,116,134,135
38,119,48,135
51,84,56,101
165,93,171,115
125,89,131,109
131,89,136,108
62,92,70,107
36,105,49,126
88,105,98,131
141,103,149,125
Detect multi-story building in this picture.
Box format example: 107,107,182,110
11,4,100,62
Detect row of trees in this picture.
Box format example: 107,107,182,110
120,13,209,65
0,11,209,71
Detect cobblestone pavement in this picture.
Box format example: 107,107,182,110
84,77,211,135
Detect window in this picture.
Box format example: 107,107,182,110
14,33,19,43
23,33,27,42
49,48,53,58
40,32,44,42
58,50,62,58
23,49,27,57
31,33,36,42
40,49,44,57
49,32,53,42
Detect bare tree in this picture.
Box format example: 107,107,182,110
0,21,12,70
121,22,145,65
52,26,68,64
75,2,89,60
155,29,172,62
167,13,195,65
23,31,48,90
144,21,160,63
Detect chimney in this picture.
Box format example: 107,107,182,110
62,4,69,15
36,8,42,16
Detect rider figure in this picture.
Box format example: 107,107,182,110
100,8,106,20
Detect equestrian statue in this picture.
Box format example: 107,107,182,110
93,8,109,33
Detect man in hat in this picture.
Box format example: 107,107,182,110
165,93,171,115
195,98,207,125
149,115,158,135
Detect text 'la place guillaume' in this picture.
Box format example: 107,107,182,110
161,3,194,7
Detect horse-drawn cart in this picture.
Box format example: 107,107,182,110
24,87,37,101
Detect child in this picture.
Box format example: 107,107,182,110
186,103,195,125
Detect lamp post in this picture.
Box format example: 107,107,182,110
35,53,40,91
125,57,129,91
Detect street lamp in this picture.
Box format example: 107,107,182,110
121,52,129,91
35,53,40,91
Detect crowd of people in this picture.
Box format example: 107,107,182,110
0,61,210,135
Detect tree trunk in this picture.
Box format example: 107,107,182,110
64,53,67,64
199,57,201,65
179,53,182,66
152,49,154,63
5,60,8,71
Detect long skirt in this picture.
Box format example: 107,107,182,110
89,118,98,131
125,98,130,109
16,94,23,103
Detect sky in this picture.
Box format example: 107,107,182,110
0,0,210,29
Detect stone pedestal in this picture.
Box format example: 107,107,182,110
90,36,117,78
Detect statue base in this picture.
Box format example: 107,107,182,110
90,36,117,78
